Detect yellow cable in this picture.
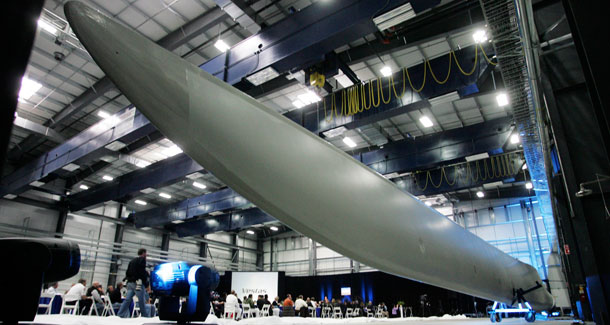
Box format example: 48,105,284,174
405,65,427,93
479,44,498,66
361,84,371,110
380,77,392,104
427,55,452,85
392,68,406,98
452,46,478,76
369,78,381,107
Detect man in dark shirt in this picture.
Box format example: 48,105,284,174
256,295,266,310
117,248,150,318
109,283,123,305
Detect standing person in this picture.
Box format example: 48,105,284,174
117,248,150,318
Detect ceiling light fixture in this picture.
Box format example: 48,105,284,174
525,182,533,189
270,226,279,231
472,30,488,43
102,175,114,181
292,100,305,109
214,39,230,52
342,136,357,148
522,163,528,170
476,191,485,198
193,181,207,189
135,199,147,206
510,134,520,144
419,116,434,128
380,66,392,77
19,77,42,100
496,93,509,107
79,184,89,190
159,192,172,199
163,145,183,157
424,201,432,206
97,110,111,119
246,230,255,235
38,19,58,35
297,91,321,105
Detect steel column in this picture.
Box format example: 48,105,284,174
107,203,125,287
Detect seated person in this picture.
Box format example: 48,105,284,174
282,294,295,317
256,294,266,310
294,295,308,317
87,281,104,314
65,279,91,314
45,282,58,294
109,283,123,309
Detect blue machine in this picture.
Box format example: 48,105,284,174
151,262,219,322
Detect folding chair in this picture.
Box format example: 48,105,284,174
132,296,140,318
332,306,343,318
38,292,55,315
60,294,79,315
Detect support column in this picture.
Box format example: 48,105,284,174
108,204,124,286
199,236,208,261
256,238,264,271
269,239,274,272
54,208,68,239
521,201,539,272
161,233,170,260
308,239,316,276
230,233,239,271
353,261,361,273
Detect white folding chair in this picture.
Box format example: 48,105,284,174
366,307,374,317
260,304,270,317
60,294,80,315
88,298,99,316
322,306,331,318
332,306,343,318
131,296,141,318
375,305,384,318
308,306,315,318
223,305,237,319
209,302,216,316
101,296,115,316
353,307,361,317
345,307,353,318
38,292,55,315
242,305,252,318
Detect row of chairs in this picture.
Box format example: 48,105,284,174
221,303,272,320
38,292,147,318
320,306,361,318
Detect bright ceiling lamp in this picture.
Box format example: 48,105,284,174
38,19,57,35
193,181,207,189
342,136,357,148
496,92,509,107
419,115,434,128
135,199,147,206
522,163,528,170
159,192,172,199
472,29,488,43
297,90,321,105
380,65,392,77
97,110,111,119
525,182,533,189
79,184,89,190
19,77,42,100
424,201,432,206
292,100,305,109
246,230,255,235
476,191,485,198
510,133,520,144
102,175,113,181
163,145,182,157
214,39,230,52
270,226,279,231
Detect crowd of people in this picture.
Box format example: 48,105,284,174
42,247,415,320
43,248,156,317
210,291,402,319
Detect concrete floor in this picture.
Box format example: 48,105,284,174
28,315,577,325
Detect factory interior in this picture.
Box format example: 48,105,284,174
1,0,608,324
